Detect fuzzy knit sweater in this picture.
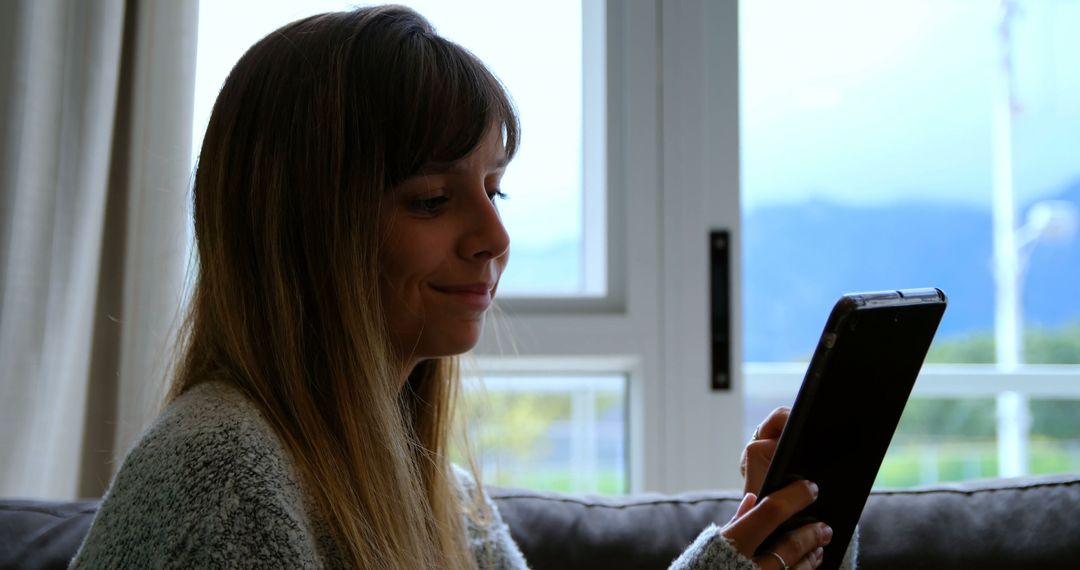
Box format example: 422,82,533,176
70,382,855,569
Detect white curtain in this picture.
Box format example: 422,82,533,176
0,0,198,500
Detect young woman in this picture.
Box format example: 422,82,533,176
72,6,847,569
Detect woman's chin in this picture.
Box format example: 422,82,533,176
420,322,485,359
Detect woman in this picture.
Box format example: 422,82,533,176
72,6,844,569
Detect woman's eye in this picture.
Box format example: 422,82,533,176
488,189,508,202
411,195,449,213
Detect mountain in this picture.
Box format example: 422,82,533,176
742,179,1080,362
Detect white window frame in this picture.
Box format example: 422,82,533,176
747,364,1080,401
747,363,1080,478
475,0,746,494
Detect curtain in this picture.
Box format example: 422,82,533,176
0,0,198,500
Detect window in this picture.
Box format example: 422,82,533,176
457,372,626,494
741,0,1080,486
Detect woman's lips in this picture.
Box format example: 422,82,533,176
430,282,495,309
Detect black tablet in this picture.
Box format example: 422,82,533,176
755,288,947,569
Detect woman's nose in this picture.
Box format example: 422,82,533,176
460,195,510,261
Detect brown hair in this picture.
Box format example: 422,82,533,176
171,5,518,568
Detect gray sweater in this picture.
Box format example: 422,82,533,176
70,382,846,569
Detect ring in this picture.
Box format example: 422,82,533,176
768,551,790,570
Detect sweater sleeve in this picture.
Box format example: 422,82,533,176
70,390,321,569
454,466,530,569
669,524,860,570
668,525,758,570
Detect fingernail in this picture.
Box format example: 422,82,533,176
820,524,833,545
808,481,820,497
814,547,825,567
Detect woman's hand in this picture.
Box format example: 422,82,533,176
740,407,790,496
720,481,833,569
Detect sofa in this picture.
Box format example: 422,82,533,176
2,473,1078,569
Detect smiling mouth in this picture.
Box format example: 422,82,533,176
431,283,495,295
429,283,496,309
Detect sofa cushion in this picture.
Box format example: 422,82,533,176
0,500,98,570
858,473,1080,569
490,488,743,570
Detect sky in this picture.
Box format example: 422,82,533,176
741,0,1080,210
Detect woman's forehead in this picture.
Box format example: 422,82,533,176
417,126,508,175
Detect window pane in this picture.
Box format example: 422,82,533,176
193,0,604,298
740,0,1080,484
877,398,997,487
880,398,1080,486
454,374,627,494
740,0,1080,364
1029,399,1080,474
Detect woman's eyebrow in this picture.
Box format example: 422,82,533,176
418,157,509,176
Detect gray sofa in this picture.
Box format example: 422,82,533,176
2,473,1078,569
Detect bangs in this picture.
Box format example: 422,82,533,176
375,31,519,187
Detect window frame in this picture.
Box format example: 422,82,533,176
474,0,747,494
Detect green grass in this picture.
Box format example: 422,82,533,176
476,439,1080,494
484,468,626,495
875,438,1080,488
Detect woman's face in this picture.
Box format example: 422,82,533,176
379,125,510,366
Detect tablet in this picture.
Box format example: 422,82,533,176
755,288,947,569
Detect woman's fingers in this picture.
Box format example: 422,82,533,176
720,479,818,558
730,493,757,522
741,407,790,493
753,523,833,570
741,438,778,495
755,407,790,441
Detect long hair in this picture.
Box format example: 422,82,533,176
170,6,519,568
